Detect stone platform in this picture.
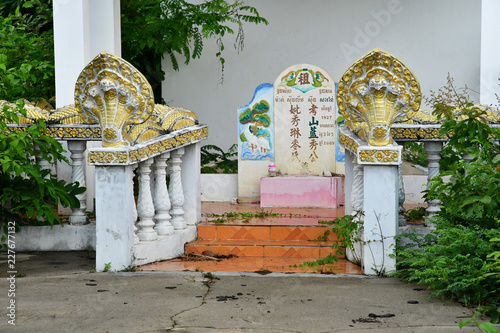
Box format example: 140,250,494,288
260,176,344,208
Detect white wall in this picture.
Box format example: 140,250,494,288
162,0,481,152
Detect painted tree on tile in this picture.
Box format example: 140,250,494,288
239,100,272,154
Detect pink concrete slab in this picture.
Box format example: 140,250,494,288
260,176,344,208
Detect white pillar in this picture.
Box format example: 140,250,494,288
68,140,88,225
95,165,135,271
53,0,90,108
89,0,121,56
170,148,186,230
480,0,500,105
153,152,174,236
363,165,399,276
424,142,443,217
53,0,121,107
137,159,158,241
181,142,201,226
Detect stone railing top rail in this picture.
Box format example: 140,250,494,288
87,125,208,166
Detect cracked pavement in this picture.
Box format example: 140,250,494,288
1,252,497,332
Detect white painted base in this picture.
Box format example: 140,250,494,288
238,159,268,201
133,226,196,266
201,174,238,202
363,165,398,276
13,223,96,251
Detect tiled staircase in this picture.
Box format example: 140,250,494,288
186,219,341,259
140,203,362,274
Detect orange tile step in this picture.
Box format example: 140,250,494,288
140,257,362,275
197,224,340,242
185,239,343,259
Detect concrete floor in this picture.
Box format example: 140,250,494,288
1,251,497,332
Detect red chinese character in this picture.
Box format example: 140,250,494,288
290,104,300,114
298,72,310,85
249,143,258,153
291,114,300,127
309,139,318,150
290,127,301,139
290,139,301,150
309,103,318,116
309,151,319,162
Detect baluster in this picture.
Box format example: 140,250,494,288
169,148,186,230
136,159,158,241
131,165,139,244
424,142,443,217
398,164,406,226
154,152,174,235
34,142,51,222
67,140,88,225
34,142,52,175
351,158,364,217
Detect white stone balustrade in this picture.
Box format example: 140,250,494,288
88,135,205,271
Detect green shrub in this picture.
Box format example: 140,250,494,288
424,77,500,230
394,222,500,306
0,1,55,101
393,76,500,314
402,142,428,167
1,102,85,244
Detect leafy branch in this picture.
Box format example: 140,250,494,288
121,0,268,95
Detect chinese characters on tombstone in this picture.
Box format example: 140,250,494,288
273,64,337,175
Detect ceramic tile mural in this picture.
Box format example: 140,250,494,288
237,83,274,160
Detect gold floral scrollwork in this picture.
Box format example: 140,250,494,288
338,132,359,153
358,149,399,163
372,126,387,139
358,150,375,162
103,128,117,141
129,150,139,163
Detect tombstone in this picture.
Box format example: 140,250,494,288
273,64,337,175
259,64,344,208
